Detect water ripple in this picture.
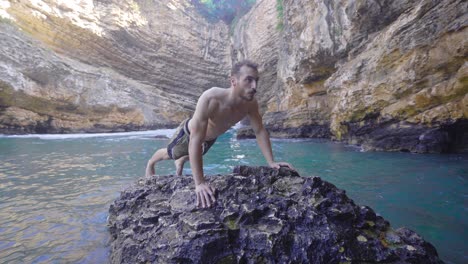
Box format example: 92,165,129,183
0,134,467,263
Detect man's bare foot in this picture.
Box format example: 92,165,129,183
174,158,186,176
145,165,155,178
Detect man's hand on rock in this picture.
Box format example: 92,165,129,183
269,161,296,171
195,182,216,208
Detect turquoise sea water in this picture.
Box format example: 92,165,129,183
0,130,466,263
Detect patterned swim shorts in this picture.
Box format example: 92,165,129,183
166,118,217,160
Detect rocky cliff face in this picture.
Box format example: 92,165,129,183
1,0,466,152
324,0,468,153
0,0,230,133
231,0,280,116
233,0,467,152
108,166,443,263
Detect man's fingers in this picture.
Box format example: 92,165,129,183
289,164,297,171
205,193,211,207
208,186,216,201
200,192,207,208
208,187,216,203
200,192,206,208
280,162,296,171
285,163,296,171
205,191,211,207
195,184,217,209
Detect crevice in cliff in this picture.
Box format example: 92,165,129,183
444,119,468,153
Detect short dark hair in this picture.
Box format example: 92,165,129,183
231,60,258,76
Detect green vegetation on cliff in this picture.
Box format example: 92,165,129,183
191,0,256,24
276,0,283,31
0,16,13,24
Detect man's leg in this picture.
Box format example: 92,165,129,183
175,155,189,176
145,148,170,177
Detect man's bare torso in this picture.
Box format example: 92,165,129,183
188,87,254,140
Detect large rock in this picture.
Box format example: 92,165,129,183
108,166,442,263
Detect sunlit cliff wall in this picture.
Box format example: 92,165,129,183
234,0,467,152
0,0,230,133
1,0,467,152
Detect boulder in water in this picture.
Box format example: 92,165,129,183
108,166,442,263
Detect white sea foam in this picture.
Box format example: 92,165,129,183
0,129,176,140
232,121,244,129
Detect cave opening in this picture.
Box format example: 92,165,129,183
444,119,468,153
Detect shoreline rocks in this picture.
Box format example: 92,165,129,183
236,125,331,140
108,166,443,263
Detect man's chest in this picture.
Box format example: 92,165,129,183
210,107,248,129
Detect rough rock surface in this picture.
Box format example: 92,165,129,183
108,166,443,263
0,0,230,133
323,0,468,153
236,124,331,140
233,0,468,152
231,0,280,114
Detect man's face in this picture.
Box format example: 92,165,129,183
232,66,259,101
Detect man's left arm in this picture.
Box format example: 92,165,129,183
248,101,295,170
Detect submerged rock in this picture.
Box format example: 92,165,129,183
108,166,442,263
236,127,256,139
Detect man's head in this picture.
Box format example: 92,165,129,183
231,60,258,77
230,60,259,101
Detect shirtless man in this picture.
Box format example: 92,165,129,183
145,60,294,208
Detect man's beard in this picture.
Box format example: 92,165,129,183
240,92,255,101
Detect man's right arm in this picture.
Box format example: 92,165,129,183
189,91,216,208
248,99,295,171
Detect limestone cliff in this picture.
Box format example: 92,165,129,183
233,0,467,152
0,0,230,133
1,0,467,153
231,0,280,115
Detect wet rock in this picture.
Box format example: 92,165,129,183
108,166,443,263
153,135,169,139
236,124,331,140
236,127,256,139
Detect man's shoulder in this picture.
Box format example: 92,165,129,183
203,87,226,95
197,88,226,111
201,87,227,100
